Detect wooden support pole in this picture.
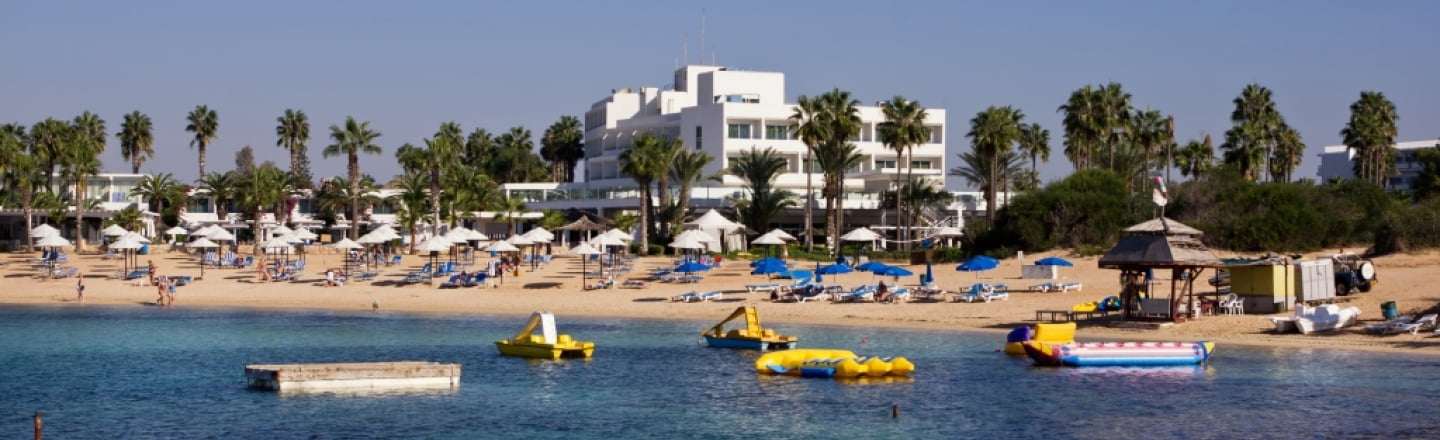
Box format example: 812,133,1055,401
34,412,42,440
892,404,899,419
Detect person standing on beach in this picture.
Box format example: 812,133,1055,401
76,272,85,302
167,282,176,306
148,260,157,285
155,276,168,304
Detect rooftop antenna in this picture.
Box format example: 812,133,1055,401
699,9,706,65
683,34,688,66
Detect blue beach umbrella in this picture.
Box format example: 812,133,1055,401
879,266,913,281
923,260,934,284
751,257,784,268
814,262,823,284
956,255,999,272
1034,256,1074,267
750,259,787,276
866,263,893,274
855,260,888,272
674,262,711,274
817,263,854,275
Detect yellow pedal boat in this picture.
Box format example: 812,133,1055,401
495,312,595,360
702,306,798,350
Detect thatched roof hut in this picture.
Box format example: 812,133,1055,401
1099,217,1222,321
1122,217,1204,237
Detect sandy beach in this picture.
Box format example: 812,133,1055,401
6,246,1440,355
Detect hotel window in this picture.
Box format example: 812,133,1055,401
876,160,897,169
928,126,943,144
728,123,751,139
765,125,789,140
695,126,702,149
910,160,932,169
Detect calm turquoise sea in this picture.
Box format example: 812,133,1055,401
2,304,1438,439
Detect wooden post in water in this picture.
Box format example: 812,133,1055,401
892,404,899,419
34,412,42,440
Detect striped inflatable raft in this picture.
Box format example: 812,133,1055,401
1023,341,1214,367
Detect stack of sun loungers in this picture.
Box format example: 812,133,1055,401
672,291,723,303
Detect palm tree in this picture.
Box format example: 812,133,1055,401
1340,91,1399,187
790,95,828,252
0,123,24,173
1058,85,1101,170
29,118,71,190
118,111,154,174
966,106,1024,220
618,132,666,254
322,116,383,239
196,172,238,221
878,96,931,250
727,147,795,233
7,154,43,251
1269,124,1305,183
1017,122,1051,181
67,111,106,251
275,109,310,182
949,149,1025,209
462,128,495,169
1174,135,1216,178
649,135,682,239
541,116,585,182
391,171,430,254
1221,84,1282,181
448,170,501,220
234,165,289,254
493,197,528,237
1129,109,1168,190
185,105,219,177
493,126,546,183
421,121,463,234
107,204,145,232
668,148,718,231
883,180,956,230
816,89,862,249
130,173,182,228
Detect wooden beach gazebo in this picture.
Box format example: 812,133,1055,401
1098,217,1221,322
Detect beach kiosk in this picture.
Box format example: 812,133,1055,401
1098,218,1222,322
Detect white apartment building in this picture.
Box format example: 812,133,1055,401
1317,140,1440,191
509,64,951,231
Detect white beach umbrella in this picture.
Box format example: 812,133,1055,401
269,225,294,237
751,232,787,246
589,234,626,248
416,237,453,253
165,226,189,236
485,241,520,253
465,229,489,241
446,227,476,244
36,234,71,248
188,237,219,249
260,237,292,251
356,232,386,245
328,238,364,250
506,235,534,246
293,228,318,241
570,243,602,255
668,235,706,250
766,228,798,242
675,229,719,243
521,227,554,243
102,224,129,237
207,229,236,242
122,231,152,243
604,228,632,242
110,236,144,250
31,224,59,238
840,227,883,242
276,233,302,244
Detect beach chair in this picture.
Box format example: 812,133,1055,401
621,280,648,289
953,284,991,303
100,249,119,260
886,288,912,303
588,278,615,290
791,286,831,303
698,291,723,302
1030,282,1058,293
981,287,1009,302
438,274,465,288
672,291,701,302
1059,282,1083,292
679,275,704,283
1366,316,1415,335
1219,293,1244,315
353,271,379,282
746,283,781,294
52,267,79,279
837,285,876,303
463,273,487,288
1388,314,1437,335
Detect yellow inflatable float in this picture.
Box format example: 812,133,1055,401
1003,322,1076,355
754,348,914,378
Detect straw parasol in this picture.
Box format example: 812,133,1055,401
36,234,71,248
766,228,797,242
485,241,519,253
571,242,602,287
188,237,220,277
110,236,144,275
122,231,151,243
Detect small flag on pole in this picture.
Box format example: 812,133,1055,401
1152,176,1169,207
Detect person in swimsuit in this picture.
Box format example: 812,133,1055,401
76,272,85,302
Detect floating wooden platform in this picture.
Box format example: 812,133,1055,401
244,361,461,392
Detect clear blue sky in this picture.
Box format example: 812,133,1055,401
4,0,1437,189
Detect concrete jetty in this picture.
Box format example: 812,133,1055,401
245,361,461,392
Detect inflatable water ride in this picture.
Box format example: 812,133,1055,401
754,348,914,378
702,306,797,350
1023,341,1214,367
495,312,595,360
1003,322,1076,355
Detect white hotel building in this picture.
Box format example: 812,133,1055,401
505,64,956,234
1317,140,1440,191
